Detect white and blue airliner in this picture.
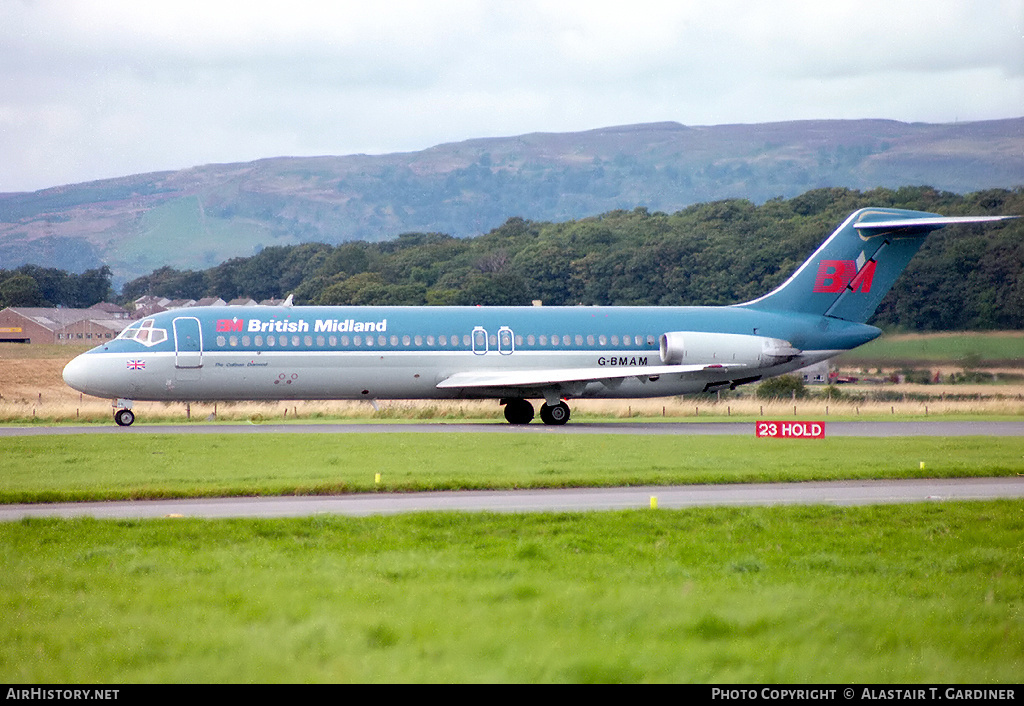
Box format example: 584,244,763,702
63,208,1014,426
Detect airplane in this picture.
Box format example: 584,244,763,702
62,207,1015,426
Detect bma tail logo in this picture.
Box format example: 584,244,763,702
813,257,876,293
216,318,244,332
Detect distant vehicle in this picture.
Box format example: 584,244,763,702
62,209,1014,426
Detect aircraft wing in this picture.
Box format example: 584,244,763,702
436,363,741,391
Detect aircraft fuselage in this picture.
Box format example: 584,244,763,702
62,303,876,403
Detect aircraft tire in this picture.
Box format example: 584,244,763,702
539,401,570,426
503,399,535,425
114,409,135,427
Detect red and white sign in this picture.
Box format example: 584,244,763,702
756,421,825,438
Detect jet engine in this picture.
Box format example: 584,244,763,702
659,331,800,368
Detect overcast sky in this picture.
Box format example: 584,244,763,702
2,0,1021,193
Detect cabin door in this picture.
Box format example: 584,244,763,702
173,317,203,368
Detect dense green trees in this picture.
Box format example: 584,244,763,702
112,186,1023,330
0,265,113,308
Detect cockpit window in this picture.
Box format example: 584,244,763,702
118,319,167,347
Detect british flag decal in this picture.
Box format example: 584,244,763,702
126,360,146,370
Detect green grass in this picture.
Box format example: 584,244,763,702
837,332,1024,365
2,434,1023,503
2,503,1022,682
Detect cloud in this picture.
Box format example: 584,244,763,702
1,0,1021,192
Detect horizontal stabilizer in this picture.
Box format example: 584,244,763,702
437,363,742,390
854,215,1016,235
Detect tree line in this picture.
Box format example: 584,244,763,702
0,265,113,310
7,186,1022,331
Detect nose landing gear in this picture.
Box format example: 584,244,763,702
113,399,135,426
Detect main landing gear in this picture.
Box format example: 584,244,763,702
501,399,571,426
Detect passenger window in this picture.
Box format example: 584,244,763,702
341,336,350,346
316,335,325,346
427,335,435,346
217,335,226,346
256,335,264,347
415,335,423,346
391,335,399,346
403,335,411,346
230,336,238,347
267,336,276,347
243,335,251,346
439,335,447,346
329,336,336,346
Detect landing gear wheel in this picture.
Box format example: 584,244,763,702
503,399,535,425
539,401,571,426
114,409,135,427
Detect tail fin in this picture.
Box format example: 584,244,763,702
739,208,1014,323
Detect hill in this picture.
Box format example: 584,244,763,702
1,118,1022,283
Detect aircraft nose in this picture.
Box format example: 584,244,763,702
62,354,92,393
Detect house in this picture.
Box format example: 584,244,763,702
797,360,832,384
88,302,131,319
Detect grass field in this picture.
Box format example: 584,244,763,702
3,503,1022,682
835,331,1024,366
2,336,1022,683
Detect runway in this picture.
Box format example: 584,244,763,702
2,477,1022,521
3,420,1023,436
